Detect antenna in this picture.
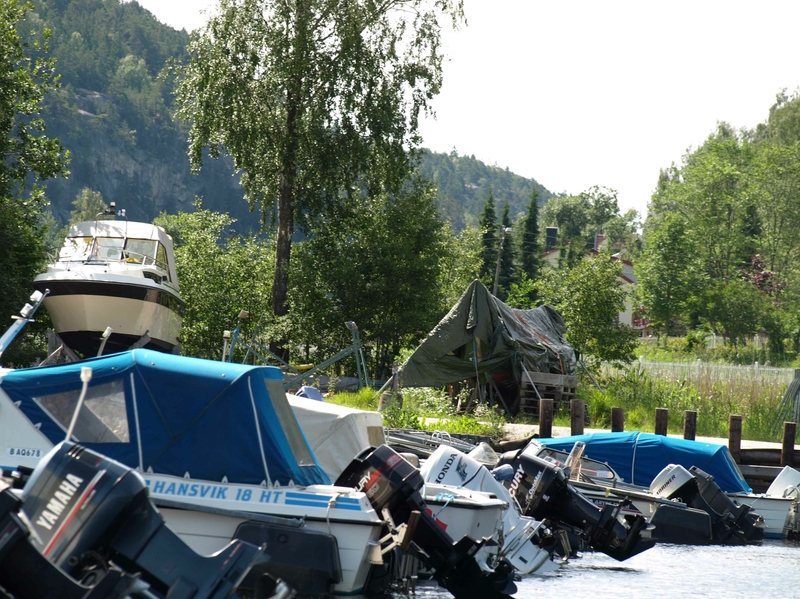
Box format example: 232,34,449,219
65,367,93,442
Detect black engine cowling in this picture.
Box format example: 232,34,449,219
500,450,654,561
336,445,516,599
9,441,268,598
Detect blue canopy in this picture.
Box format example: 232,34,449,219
0,350,329,486
537,431,751,493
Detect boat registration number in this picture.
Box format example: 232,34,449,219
6,446,44,458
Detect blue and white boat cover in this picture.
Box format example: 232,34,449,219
537,431,751,493
0,350,330,486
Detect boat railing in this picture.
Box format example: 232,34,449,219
55,251,169,273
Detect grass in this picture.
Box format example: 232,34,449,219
585,367,787,442
636,335,799,367
327,386,506,441
327,340,794,445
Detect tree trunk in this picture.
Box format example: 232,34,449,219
270,89,299,359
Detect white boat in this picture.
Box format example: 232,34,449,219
732,466,800,538
533,434,789,540
32,219,184,356
287,393,386,480
419,444,558,576
0,350,382,596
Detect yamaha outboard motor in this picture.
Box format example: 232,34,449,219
336,445,515,599
0,487,159,599
500,450,654,560
650,464,764,544
14,441,267,598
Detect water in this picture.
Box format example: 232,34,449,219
402,540,800,599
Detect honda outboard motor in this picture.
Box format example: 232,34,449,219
16,441,267,598
650,464,764,544
336,445,515,599
500,450,654,560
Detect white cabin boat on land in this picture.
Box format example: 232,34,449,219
32,220,184,356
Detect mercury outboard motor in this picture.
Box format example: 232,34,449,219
500,450,654,560
14,441,268,598
650,464,764,544
336,445,516,599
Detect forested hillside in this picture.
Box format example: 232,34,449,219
26,0,261,228
419,150,553,230
27,0,549,231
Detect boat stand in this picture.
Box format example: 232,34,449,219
0,290,49,361
224,314,371,390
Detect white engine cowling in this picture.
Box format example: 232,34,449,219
419,444,558,575
650,464,694,499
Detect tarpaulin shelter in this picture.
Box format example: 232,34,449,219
398,280,576,390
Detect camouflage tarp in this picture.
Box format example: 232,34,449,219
399,280,576,387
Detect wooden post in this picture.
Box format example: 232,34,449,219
728,415,742,464
654,408,669,436
539,398,554,439
684,410,697,441
781,422,797,467
611,407,625,432
570,400,584,436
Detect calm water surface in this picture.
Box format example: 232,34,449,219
402,540,800,599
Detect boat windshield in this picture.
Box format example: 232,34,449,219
59,236,93,260
124,238,158,265
94,237,125,260
33,379,130,443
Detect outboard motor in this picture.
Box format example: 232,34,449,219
500,450,654,560
650,464,764,544
14,441,268,598
336,445,516,599
0,487,159,599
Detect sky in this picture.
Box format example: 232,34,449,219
133,0,800,217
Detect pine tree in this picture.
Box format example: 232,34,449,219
521,189,542,290
479,191,498,282
497,202,516,300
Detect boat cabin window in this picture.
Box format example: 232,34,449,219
156,243,170,278
94,237,125,261
264,379,316,467
33,379,130,443
124,239,157,265
59,236,93,260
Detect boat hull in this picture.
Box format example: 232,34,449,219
730,493,794,538
144,476,383,596
32,278,184,355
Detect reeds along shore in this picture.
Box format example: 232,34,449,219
588,366,790,442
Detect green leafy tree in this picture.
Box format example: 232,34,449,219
505,271,537,309
636,211,704,339
154,203,274,359
705,279,763,345
0,0,69,363
287,178,449,376
439,224,483,307
479,190,498,283
175,0,463,352
535,255,638,367
69,188,108,224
